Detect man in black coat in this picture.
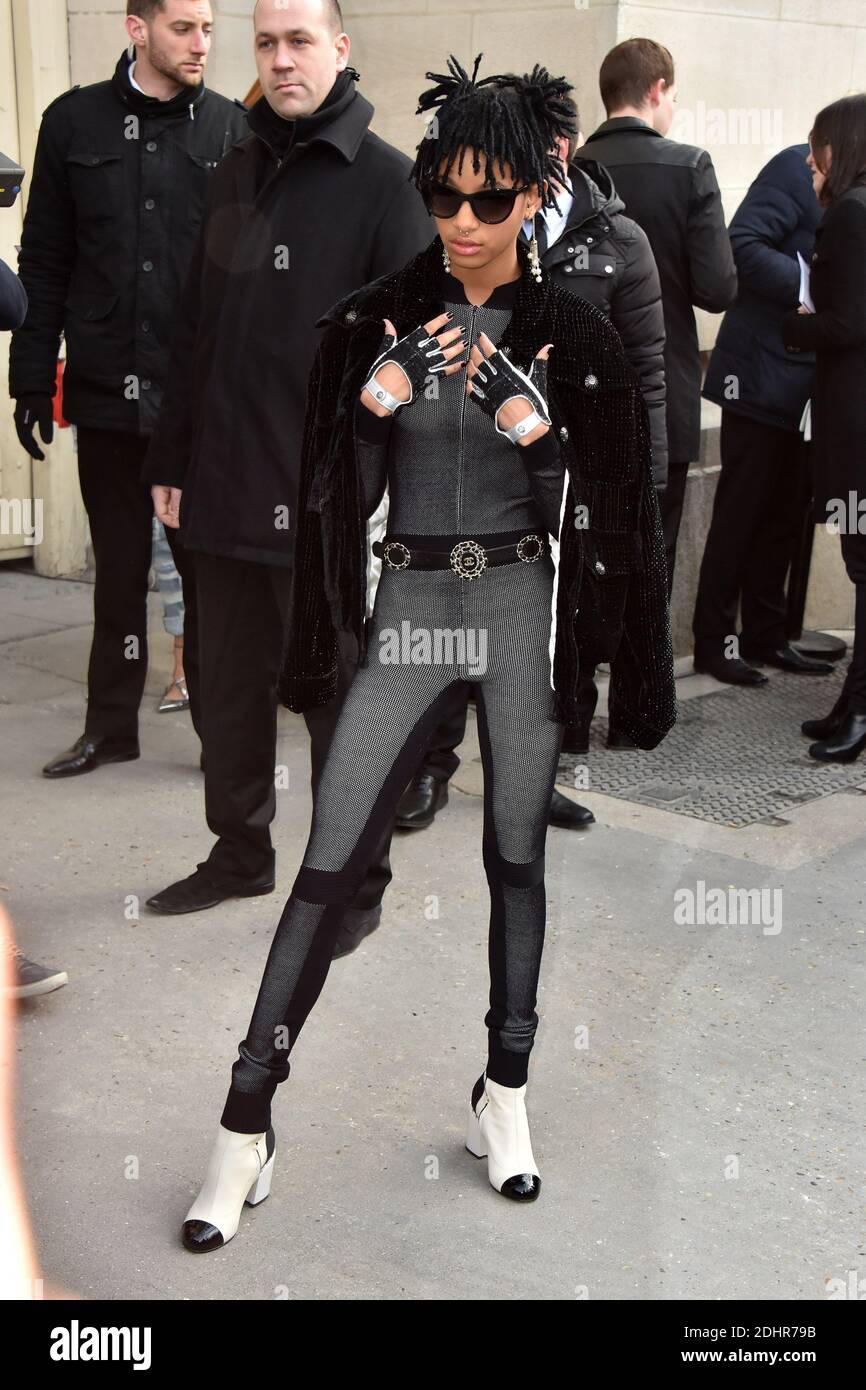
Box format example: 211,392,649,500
694,145,832,684
8,0,247,777
393,103,670,834
142,0,433,943
582,37,737,594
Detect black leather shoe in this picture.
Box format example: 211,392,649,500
394,773,449,829
693,655,769,686
561,722,590,754
801,688,850,740
332,906,382,959
145,867,275,915
741,642,834,674
42,733,140,778
549,788,595,829
808,710,866,763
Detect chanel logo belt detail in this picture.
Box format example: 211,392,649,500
450,539,487,579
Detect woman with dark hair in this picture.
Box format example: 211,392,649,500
179,54,675,1252
783,94,866,762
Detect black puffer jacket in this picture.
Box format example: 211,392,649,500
9,51,247,435
532,156,667,487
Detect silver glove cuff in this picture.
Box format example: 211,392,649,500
362,367,405,415
494,406,550,444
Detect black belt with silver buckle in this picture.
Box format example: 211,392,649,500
372,532,547,579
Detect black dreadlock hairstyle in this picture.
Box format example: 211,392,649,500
410,53,578,220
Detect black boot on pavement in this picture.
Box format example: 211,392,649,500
808,710,866,763
332,907,382,959
801,685,850,739
561,722,591,755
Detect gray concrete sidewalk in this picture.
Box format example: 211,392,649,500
1,568,864,1301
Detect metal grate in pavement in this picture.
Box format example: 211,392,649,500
556,667,866,827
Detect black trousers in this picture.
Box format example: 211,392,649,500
415,683,469,783
692,414,811,660
660,459,690,598
840,531,866,709
76,427,200,741
186,550,393,914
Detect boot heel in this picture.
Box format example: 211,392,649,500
465,1105,487,1159
245,1151,274,1206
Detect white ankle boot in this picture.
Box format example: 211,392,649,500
465,1072,541,1201
182,1124,276,1252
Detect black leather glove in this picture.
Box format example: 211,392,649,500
362,321,455,414
14,394,55,461
467,346,552,443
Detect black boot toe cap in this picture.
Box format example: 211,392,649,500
181,1220,226,1252
500,1173,542,1202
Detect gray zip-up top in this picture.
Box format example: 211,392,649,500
355,269,566,539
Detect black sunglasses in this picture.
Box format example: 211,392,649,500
421,180,531,225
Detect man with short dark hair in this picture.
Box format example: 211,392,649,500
141,0,432,948
9,0,247,777
583,38,737,596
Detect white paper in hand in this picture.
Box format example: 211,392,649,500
797,252,816,313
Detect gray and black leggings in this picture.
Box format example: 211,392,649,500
221,555,564,1135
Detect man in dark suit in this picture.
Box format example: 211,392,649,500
142,0,433,954
9,0,248,777
582,37,737,595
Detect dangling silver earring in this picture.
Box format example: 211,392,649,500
442,243,451,272
529,232,543,284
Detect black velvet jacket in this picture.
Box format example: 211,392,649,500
278,234,676,748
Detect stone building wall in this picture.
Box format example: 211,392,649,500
51,3,866,637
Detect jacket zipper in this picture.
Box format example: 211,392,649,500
456,302,479,534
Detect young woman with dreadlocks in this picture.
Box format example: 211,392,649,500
180,55,675,1252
